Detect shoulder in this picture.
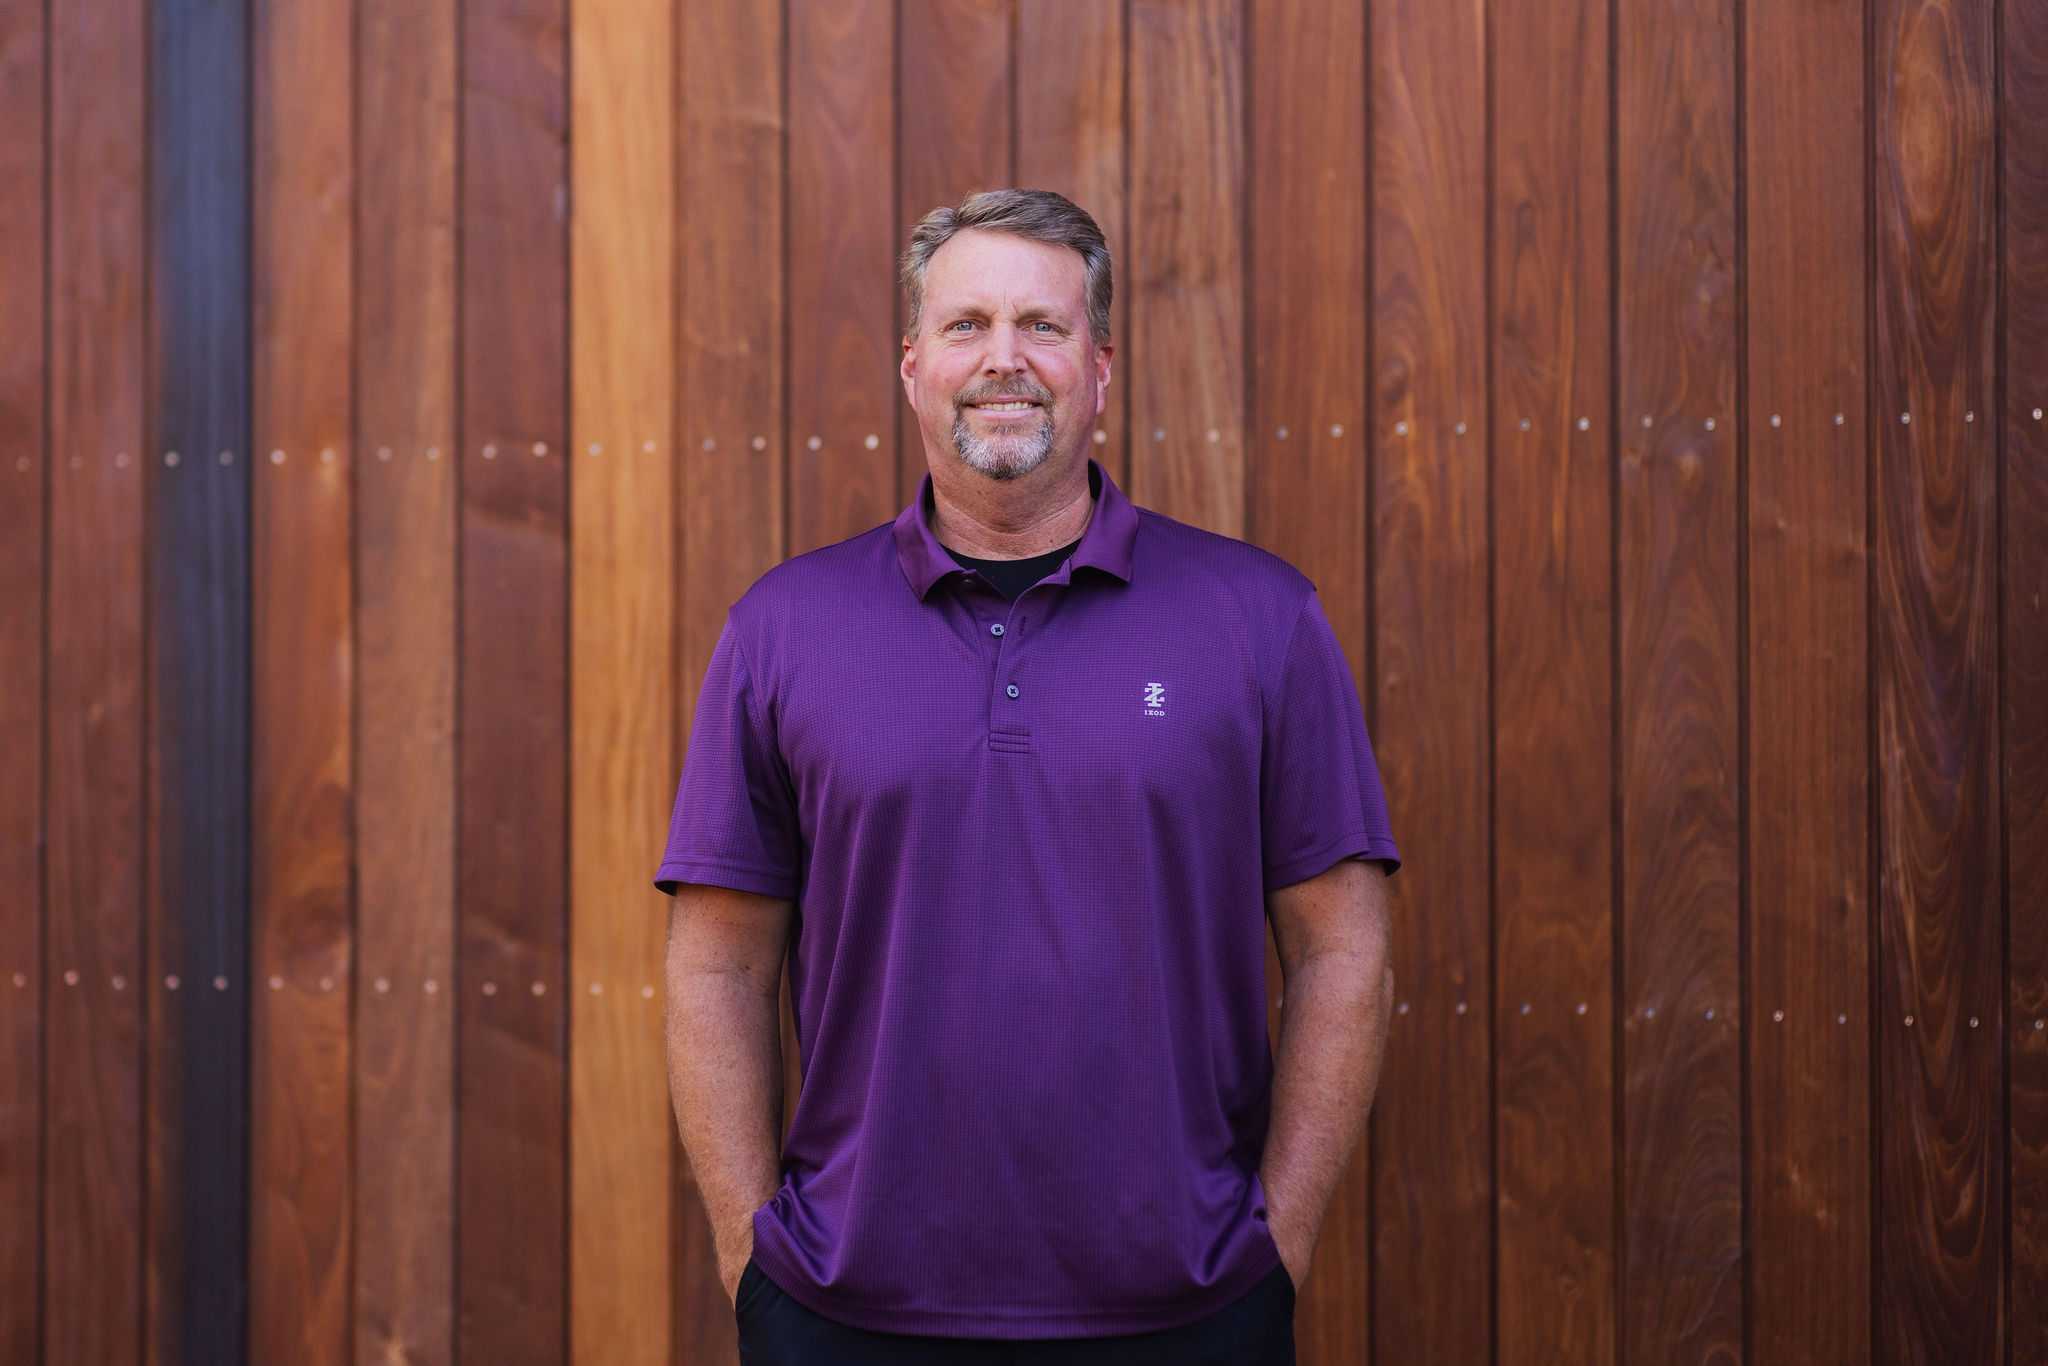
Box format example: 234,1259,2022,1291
1131,506,1318,624
721,518,900,656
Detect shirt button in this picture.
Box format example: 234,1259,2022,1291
1006,683,1020,698
990,623,1004,636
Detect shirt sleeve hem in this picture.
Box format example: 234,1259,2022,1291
1263,831,1402,892
654,857,798,900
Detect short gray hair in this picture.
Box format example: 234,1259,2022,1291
899,188,1113,346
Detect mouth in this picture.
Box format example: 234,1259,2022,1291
964,399,1045,418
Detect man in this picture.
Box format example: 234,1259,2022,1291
656,188,1400,1365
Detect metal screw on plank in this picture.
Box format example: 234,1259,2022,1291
1396,1001,1410,1015
484,443,498,459
590,981,604,995
322,447,335,463
1705,1007,1716,1020
532,981,546,996
1577,417,1590,431
1455,1001,1468,1015
1575,1002,1587,1015
1900,413,1910,425
751,436,767,451
165,450,181,466
864,434,880,450
1770,414,1782,428
269,975,284,991
1704,418,1716,432
113,976,126,991
375,977,391,994
1965,411,1975,423
808,435,822,450
482,981,498,997
1904,1014,1915,1027
428,446,441,460
643,439,657,452
1455,422,1468,436
1773,1009,1785,1022
1093,429,1107,445
1329,424,1344,438
1838,1013,1848,1024
213,976,228,991
1153,428,1166,442
1207,428,1221,443
1969,1016,1979,1029
9,973,23,988
642,985,656,999
1519,419,1531,431
378,446,393,461
270,449,286,465
1276,426,1289,440
218,449,233,465
116,451,128,468
1645,1005,1658,1019
424,979,439,994
698,439,711,452
1394,421,1409,437
532,442,547,457
1641,415,1653,429
1519,1002,1531,1015
320,977,334,992
166,974,181,990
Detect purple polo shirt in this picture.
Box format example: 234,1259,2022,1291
654,456,1400,1339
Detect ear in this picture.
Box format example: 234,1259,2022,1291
900,335,917,404
1092,342,1114,421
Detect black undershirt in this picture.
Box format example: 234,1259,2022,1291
943,533,1084,601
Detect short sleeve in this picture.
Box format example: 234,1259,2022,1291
1260,589,1402,890
652,614,803,899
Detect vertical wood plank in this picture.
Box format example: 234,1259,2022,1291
459,0,569,1357
1615,0,1744,1360
1249,0,1369,1355
569,0,674,1356
1367,0,1493,1355
673,0,787,1356
1128,0,1242,531
897,0,1012,497
250,0,355,1359
145,0,253,1360
0,0,45,1354
1016,0,1128,486
1491,0,1618,1357
1743,0,1875,1358
2004,0,2048,1352
788,0,894,552
45,4,148,1363
1870,0,2005,1360
354,0,460,1359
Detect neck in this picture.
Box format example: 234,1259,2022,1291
928,456,1094,560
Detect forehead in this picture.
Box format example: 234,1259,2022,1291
923,228,1087,316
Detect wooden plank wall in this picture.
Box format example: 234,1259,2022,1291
0,2,2040,1364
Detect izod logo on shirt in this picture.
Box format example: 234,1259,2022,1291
1143,681,1167,717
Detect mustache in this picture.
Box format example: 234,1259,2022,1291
957,384,1053,406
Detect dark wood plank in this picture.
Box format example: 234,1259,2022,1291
145,1,253,1362
1870,0,2005,1359
459,0,569,1357
353,0,459,1359
45,8,149,1365
1743,0,1875,1358
2002,0,2048,1353
1016,0,1128,487
1491,0,1618,1357
568,0,674,1358
674,0,787,1358
249,1,355,1360
1615,1,1744,1360
1128,0,1242,530
0,0,45,1355
787,0,894,553
1248,0,1367,1353
1365,0,1492,1355
897,0,1012,499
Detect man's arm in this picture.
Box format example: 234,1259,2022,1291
663,883,794,1304
1259,856,1396,1293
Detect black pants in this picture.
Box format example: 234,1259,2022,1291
733,1255,1296,1365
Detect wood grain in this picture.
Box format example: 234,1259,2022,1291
674,4,788,1361
1367,0,1492,1356
1017,0,1128,486
145,0,253,1360
251,0,356,1358
1616,0,1745,1359
1743,0,1875,1360
1870,0,2006,1360
1491,0,1618,1358
2003,0,2048,1354
1249,0,1369,1355
1128,0,1242,531
788,0,895,551
0,0,44,1355
354,0,460,1360
568,0,674,1357
897,0,1012,498
459,0,569,1358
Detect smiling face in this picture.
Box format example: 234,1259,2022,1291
900,228,1113,482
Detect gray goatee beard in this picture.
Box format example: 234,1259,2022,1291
952,402,1057,481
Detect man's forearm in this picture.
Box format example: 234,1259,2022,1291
664,960,785,1264
1258,949,1395,1264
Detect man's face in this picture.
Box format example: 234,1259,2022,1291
900,228,1113,482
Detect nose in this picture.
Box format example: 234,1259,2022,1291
983,320,1028,376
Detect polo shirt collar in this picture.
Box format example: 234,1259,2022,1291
893,456,1138,600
